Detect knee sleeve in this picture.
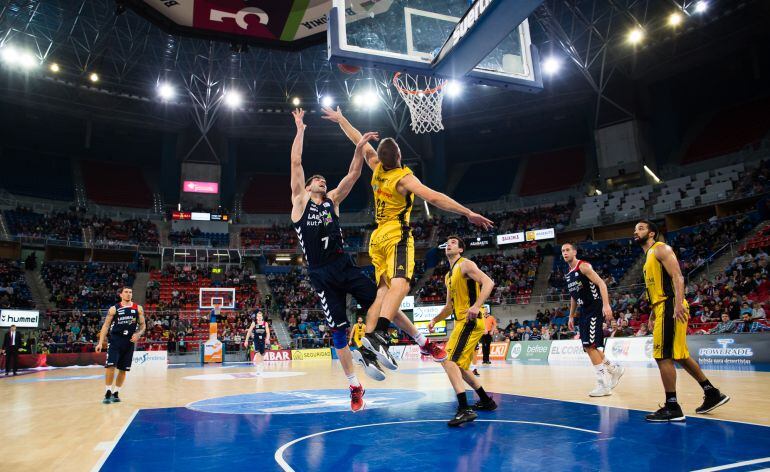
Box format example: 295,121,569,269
332,328,348,350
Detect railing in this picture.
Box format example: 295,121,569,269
686,242,736,283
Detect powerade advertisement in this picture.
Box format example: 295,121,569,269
689,334,770,368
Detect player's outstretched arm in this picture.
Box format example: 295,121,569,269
130,306,146,343
321,106,379,170
398,174,493,229
462,260,495,320
579,263,613,323
328,132,378,206
95,307,116,352
290,109,307,199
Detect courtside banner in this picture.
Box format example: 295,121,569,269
605,337,654,363
252,349,292,362
401,345,422,360
548,339,590,363
413,305,444,321
688,333,770,368
475,341,509,362
508,340,551,362
131,350,168,369
291,348,332,360
400,296,415,311
0,309,39,328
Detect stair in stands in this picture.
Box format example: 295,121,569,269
132,272,150,305
530,254,555,299
24,266,55,311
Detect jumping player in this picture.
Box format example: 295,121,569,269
95,287,146,404
291,109,445,396
244,311,270,376
429,236,497,426
322,106,491,370
634,220,730,422
562,242,624,397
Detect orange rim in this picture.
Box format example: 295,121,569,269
392,72,445,95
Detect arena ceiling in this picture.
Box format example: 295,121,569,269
0,0,765,136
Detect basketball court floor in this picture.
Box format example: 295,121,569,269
2,359,768,471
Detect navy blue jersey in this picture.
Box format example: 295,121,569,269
253,322,267,343
293,197,345,267
566,260,602,309
109,303,140,338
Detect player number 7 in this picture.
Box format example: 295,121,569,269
322,236,329,249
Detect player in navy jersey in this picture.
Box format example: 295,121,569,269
562,243,624,397
95,287,146,404
244,311,270,375
290,109,444,411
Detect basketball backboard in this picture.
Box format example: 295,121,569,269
199,287,236,310
328,0,543,92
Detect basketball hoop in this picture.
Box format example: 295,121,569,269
392,72,447,134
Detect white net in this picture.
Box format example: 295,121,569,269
393,72,447,134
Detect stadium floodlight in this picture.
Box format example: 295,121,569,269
224,90,243,108
445,80,462,97
542,57,563,75
627,28,644,45
362,90,378,108
18,51,37,70
89,72,99,83
49,63,60,73
595,189,603,195
157,83,175,101
644,165,662,183
1,46,18,66
321,95,333,107
694,1,708,13
291,97,301,106
668,12,684,26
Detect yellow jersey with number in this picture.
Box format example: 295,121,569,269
352,323,365,341
643,241,675,306
371,163,413,227
445,257,484,323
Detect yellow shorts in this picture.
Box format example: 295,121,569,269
369,222,414,285
353,336,363,348
446,318,485,370
652,299,690,360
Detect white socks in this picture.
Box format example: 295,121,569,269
347,373,361,387
603,359,618,373
413,332,427,347
113,386,120,393
257,363,264,373
594,364,608,383
105,385,112,393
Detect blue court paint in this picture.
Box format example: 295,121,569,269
187,388,433,415
101,390,770,472
399,366,507,375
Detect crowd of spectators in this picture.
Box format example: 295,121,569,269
0,259,34,308
42,262,136,309
241,225,297,250
669,213,757,275
4,207,161,246
418,250,540,304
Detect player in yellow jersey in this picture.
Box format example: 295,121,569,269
322,106,493,373
348,316,366,348
634,220,730,422
429,236,497,427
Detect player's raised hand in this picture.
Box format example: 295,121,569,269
467,212,494,230
320,106,343,123
292,108,306,130
357,132,379,149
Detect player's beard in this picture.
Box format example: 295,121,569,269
633,235,648,246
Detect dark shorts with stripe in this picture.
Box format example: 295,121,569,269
579,306,604,348
254,338,266,355
446,318,485,370
106,336,135,371
307,255,377,330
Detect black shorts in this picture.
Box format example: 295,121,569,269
254,340,266,355
308,255,377,330
106,336,135,371
579,308,604,348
